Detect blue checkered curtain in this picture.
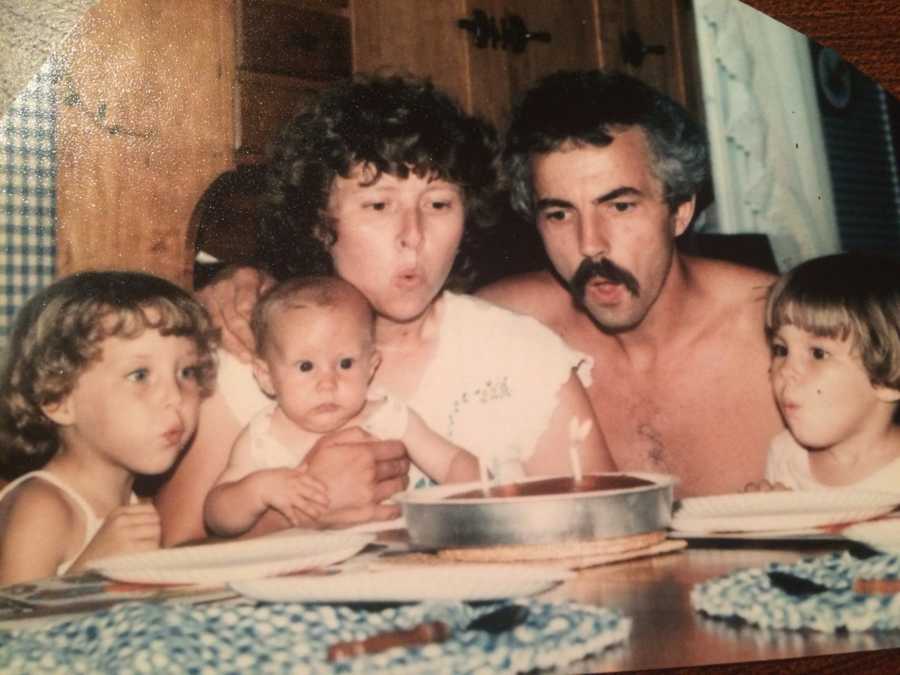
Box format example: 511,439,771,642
0,59,57,345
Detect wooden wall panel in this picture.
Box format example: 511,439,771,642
56,0,236,288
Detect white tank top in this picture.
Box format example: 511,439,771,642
0,470,135,575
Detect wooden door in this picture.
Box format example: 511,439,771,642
351,0,601,131
466,0,602,127
351,1,698,131
351,1,472,111
596,0,702,116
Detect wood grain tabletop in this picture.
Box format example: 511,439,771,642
744,0,900,99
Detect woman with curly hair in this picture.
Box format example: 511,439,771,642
157,74,612,545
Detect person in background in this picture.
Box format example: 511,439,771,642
745,253,900,492
0,271,218,584
158,74,613,545
478,69,784,496
204,276,479,537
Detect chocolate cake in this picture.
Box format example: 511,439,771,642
447,473,655,500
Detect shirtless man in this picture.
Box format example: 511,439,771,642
478,70,782,495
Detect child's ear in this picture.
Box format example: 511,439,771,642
368,350,382,383
875,385,900,404
252,358,277,399
41,396,75,426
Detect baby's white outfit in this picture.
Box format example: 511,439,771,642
218,291,592,488
764,429,900,492
0,471,135,574
231,388,409,483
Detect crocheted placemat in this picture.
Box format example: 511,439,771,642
691,552,900,632
0,597,630,674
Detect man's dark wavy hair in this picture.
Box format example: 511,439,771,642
504,69,709,217
257,73,500,290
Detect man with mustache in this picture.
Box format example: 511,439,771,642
478,70,783,496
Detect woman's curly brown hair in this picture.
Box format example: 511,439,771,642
0,271,219,476
256,73,501,290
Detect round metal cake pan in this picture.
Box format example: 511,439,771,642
399,472,677,550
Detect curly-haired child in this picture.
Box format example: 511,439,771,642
0,271,219,584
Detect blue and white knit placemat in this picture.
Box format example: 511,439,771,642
0,598,630,674
692,552,900,632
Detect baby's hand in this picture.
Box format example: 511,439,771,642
77,503,162,566
743,479,791,493
255,467,330,526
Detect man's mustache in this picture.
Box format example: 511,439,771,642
570,257,640,301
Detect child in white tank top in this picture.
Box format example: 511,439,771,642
0,271,218,584
746,253,900,493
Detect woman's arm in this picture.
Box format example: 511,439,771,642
156,387,242,546
523,371,616,477
402,409,479,484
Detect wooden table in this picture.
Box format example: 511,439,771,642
532,540,900,672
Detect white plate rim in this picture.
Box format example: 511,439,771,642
230,564,573,603
670,507,893,533
842,517,900,553
675,489,900,519
92,532,373,585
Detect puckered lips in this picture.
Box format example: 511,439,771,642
394,265,425,290
162,423,186,448
584,277,627,305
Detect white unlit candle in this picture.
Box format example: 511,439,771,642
568,418,592,483
479,454,491,496
568,444,583,483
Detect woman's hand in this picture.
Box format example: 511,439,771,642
303,427,410,526
72,503,162,570
197,265,275,363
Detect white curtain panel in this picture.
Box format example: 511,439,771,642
693,0,841,271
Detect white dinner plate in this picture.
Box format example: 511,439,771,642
668,528,847,541
670,508,894,534
92,531,373,585
675,489,900,519
842,517,900,554
230,564,573,603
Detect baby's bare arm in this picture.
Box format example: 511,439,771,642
205,468,329,537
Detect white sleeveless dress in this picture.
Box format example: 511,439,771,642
0,470,135,574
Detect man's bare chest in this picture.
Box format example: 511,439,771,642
579,348,773,495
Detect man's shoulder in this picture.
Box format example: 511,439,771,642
688,256,776,317
475,270,572,322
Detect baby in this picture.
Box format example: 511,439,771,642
745,253,900,492
203,276,479,536
0,271,218,584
